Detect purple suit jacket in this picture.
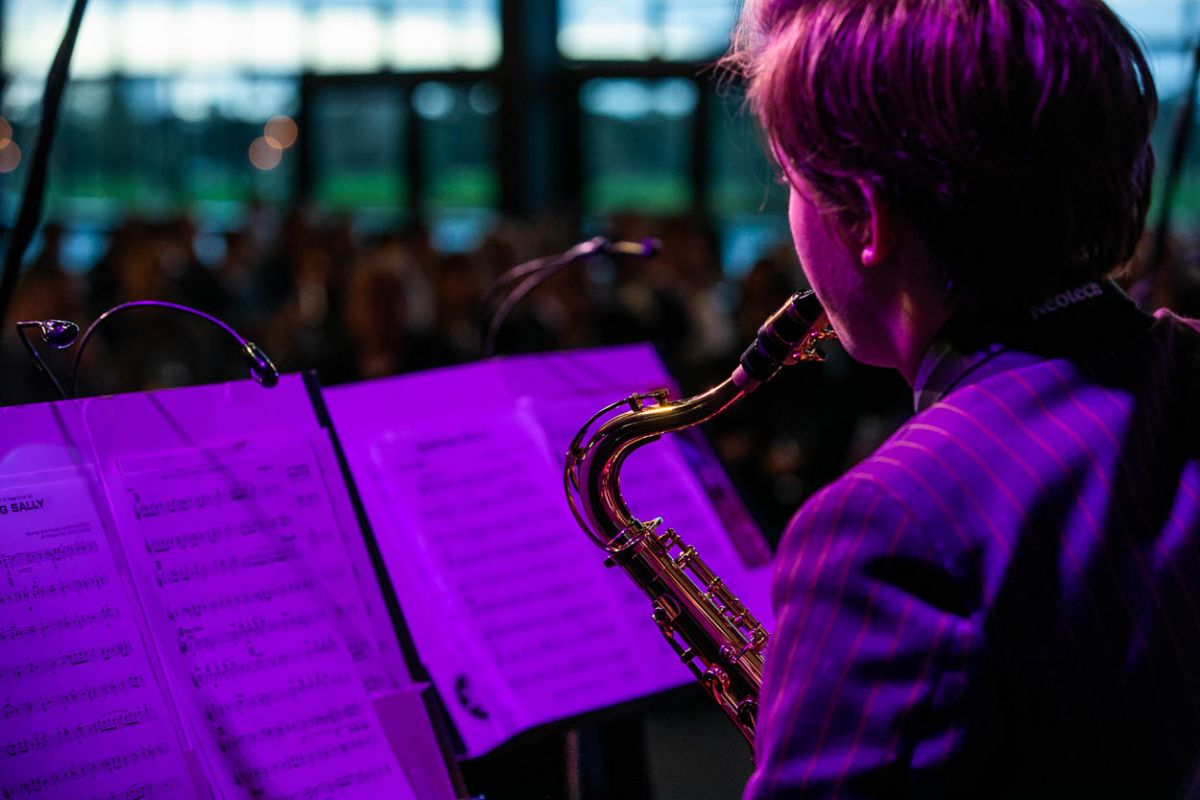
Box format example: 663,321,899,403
748,300,1200,798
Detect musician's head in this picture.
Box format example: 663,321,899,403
727,0,1157,375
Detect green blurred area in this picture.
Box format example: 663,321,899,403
427,168,497,209
315,173,406,210
586,174,691,214
1160,173,1200,229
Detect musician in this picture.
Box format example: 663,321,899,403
728,1,1200,796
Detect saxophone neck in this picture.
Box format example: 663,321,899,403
565,378,744,551
565,290,834,552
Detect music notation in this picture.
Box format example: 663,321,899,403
276,766,396,800
216,703,364,753
202,672,355,721
132,484,282,520
232,734,381,789
114,436,414,798
153,545,302,586
0,640,132,682
0,574,109,608
1,743,171,798
167,577,316,622
143,517,286,554
0,473,196,800
3,674,144,719
97,778,185,800
189,636,338,688
4,705,157,755
370,415,680,751
0,606,121,642
180,609,339,654
0,539,99,579
324,344,772,758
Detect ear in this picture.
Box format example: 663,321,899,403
857,180,898,268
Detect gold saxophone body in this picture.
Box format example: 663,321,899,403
564,290,834,751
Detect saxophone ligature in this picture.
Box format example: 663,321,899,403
564,290,834,752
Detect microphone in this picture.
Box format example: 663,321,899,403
240,340,280,388
480,236,662,357
23,318,80,348
602,238,660,258
13,301,279,401
68,300,279,395
16,318,81,399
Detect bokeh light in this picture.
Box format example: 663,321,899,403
0,118,11,148
248,136,282,170
264,115,299,149
0,141,22,174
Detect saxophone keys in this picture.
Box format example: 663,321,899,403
736,698,758,727
701,666,731,693
674,545,698,568
656,527,680,549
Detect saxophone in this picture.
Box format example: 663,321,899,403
564,290,834,751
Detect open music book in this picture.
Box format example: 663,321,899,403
0,376,458,800
0,344,773,796
326,343,775,757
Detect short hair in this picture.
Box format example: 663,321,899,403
727,0,1157,310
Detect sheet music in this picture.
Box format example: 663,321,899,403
328,343,774,756
368,409,689,755
110,436,415,800
0,471,197,800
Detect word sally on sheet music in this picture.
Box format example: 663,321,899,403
0,498,46,514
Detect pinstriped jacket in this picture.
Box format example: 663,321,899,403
746,292,1200,799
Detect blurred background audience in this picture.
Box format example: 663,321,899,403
1,0,1199,544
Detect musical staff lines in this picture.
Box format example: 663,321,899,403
132,483,282,520
114,435,415,798
0,574,108,608
216,703,364,754
1,743,170,798
202,672,355,721
143,517,286,554
0,539,98,579
0,640,132,682
153,544,301,586
96,779,184,800
232,735,380,789
2,674,144,719
276,766,395,800
0,471,196,800
0,606,121,642
167,577,316,622
178,609,333,654
3,706,157,756
189,636,338,688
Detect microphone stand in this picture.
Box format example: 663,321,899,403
0,0,90,345
15,301,278,401
15,319,78,400
479,236,659,357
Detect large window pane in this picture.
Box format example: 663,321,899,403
1109,0,1195,42
709,88,790,276
310,85,406,213
581,78,696,214
559,0,737,61
3,0,500,78
414,81,499,250
389,0,502,70
0,76,296,223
